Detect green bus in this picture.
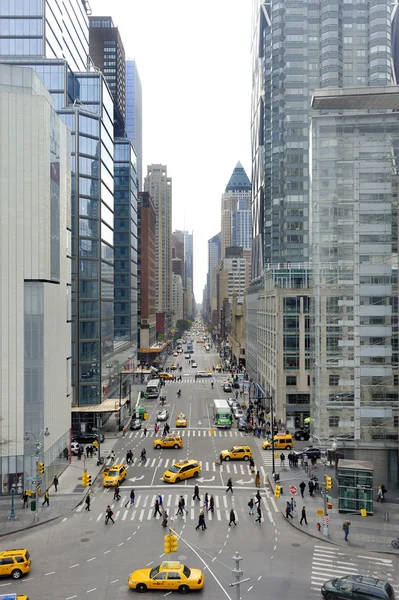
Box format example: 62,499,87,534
212,399,232,428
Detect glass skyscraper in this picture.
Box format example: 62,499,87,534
125,59,143,190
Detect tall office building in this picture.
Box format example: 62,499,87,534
232,199,252,249
221,162,251,259
206,232,221,321
126,60,143,190
137,192,156,349
0,0,135,418
0,65,71,493
172,274,184,325
89,16,126,137
172,230,194,319
144,165,172,326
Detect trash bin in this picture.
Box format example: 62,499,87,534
30,500,36,511
274,473,280,482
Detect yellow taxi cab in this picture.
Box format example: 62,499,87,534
196,339,203,343
102,463,127,487
262,434,293,450
128,561,204,593
153,435,183,449
17,596,30,600
215,364,222,371
0,549,31,579
220,445,252,462
175,413,187,427
206,369,213,375
173,351,178,356
177,348,183,354
159,372,173,380
163,459,201,483
170,364,177,371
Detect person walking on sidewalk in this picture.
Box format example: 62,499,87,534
255,505,262,524
22,491,29,509
105,505,114,524
343,519,351,541
299,481,306,498
300,506,308,525
308,480,314,497
229,509,237,526
285,501,293,519
53,475,59,492
42,489,50,507
255,471,261,488
377,485,385,503
226,478,233,493
153,498,162,517
193,484,200,501
85,494,91,511
248,498,254,515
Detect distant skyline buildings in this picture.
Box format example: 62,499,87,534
125,59,143,190
221,161,251,259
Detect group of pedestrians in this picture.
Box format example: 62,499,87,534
299,479,317,498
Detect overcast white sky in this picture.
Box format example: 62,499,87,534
92,0,252,302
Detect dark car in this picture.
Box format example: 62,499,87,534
237,419,251,432
294,428,310,441
321,575,395,600
232,382,240,389
72,432,104,444
294,446,322,459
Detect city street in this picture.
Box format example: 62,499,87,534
4,344,399,600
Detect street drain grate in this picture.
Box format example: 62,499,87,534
81,538,90,542
73,484,85,493
292,543,301,547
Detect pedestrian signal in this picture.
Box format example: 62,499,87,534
274,485,281,498
38,462,44,474
164,534,171,554
170,534,178,552
325,475,333,490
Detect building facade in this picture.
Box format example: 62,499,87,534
88,16,126,137
125,59,143,190
144,165,172,325
232,199,252,250
172,274,184,325
0,65,71,494
221,162,251,259
137,192,156,349
206,232,221,321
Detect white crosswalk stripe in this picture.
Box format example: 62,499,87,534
86,492,273,524
310,546,398,596
120,455,258,474
129,429,246,439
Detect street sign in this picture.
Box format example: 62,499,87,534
322,516,331,524
0,594,17,600
316,509,324,516
289,485,297,495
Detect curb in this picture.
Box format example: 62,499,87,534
0,515,61,538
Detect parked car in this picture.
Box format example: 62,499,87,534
233,408,244,420
294,428,310,441
237,419,251,432
72,432,104,445
294,446,322,459
227,398,237,407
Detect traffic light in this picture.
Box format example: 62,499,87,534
38,462,44,474
274,485,281,498
82,471,89,486
170,534,178,552
164,534,171,554
325,476,333,490
86,473,92,487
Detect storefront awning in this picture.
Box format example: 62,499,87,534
71,397,129,413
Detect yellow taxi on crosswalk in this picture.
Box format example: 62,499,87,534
159,372,173,380
162,459,201,483
175,413,187,427
128,561,204,593
102,463,127,487
153,435,183,449
220,445,252,462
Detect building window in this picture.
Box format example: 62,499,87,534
286,375,297,386
284,356,299,369
329,416,340,428
329,375,339,386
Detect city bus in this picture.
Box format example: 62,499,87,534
212,399,232,428
146,379,161,399
187,341,193,354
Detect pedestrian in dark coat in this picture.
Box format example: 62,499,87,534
153,498,162,517
85,494,91,511
53,475,59,492
22,492,29,509
113,485,121,501
300,506,308,525
299,481,306,498
229,509,237,526
308,480,314,497
255,490,261,506
255,505,262,523
248,498,254,515
193,484,200,500
226,478,233,493
285,501,293,519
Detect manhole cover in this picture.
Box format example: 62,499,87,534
178,555,187,561
81,538,90,542
85,530,94,534
292,543,300,547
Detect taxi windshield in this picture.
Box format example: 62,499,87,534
149,566,160,578
183,565,191,578
107,470,119,477
168,465,181,473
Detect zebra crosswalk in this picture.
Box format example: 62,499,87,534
310,545,399,596
76,491,276,524
127,429,245,439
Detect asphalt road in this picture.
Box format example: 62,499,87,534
4,343,399,600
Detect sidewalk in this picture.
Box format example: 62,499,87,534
267,464,399,555
0,431,119,537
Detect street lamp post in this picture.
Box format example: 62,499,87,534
8,485,17,521
24,427,50,523
309,433,337,537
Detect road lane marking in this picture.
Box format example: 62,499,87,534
86,589,97,593
104,550,110,554
66,596,77,599
45,571,55,576
122,510,128,521
110,579,119,584
70,564,79,568
87,557,96,562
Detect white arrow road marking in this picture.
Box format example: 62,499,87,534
195,476,215,483
128,475,145,483
236,479,253,485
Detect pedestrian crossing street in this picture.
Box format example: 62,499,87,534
76,491,276,524
311,545,399,596
163,377,219,384
128,429,245,439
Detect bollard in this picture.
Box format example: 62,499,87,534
384,512,389,522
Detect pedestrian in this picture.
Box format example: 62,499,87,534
86,445,90,458
290,497,296,515
162,508,168,528
229,508,237,526
219,452,223,464
158,494,163,508
299,481,306,498
343,519,351,541
300,506,308,525
280,452,285,467
308,480,314,497
255,490,261,506
180,495,188,513
255,505,262,523
381,483,387,498
89,446,94,458
193,484,200,501
248,498,254,515
203,492,209,510
22,491,29,509
63,447,69,461
377,485,385,503
255,471,261,488
125,489,135,507
77,446,82,460
153,498,162,517
53,475,59,492
196,509,206,530
105,505,114,524
42,489,50,506
85,494,91,511
208,494,214,513
122,427,126,438
285,501,293,519
113,484,121,501
226,477,233,493
176,497,184,516
143,427,147,437
110,450,115,462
